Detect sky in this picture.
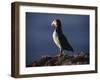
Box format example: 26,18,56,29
26,12,89,65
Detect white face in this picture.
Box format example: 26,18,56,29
51,20,58,28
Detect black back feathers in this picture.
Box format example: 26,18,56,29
54,19,73,52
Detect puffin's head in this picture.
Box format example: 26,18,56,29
51,19,61,28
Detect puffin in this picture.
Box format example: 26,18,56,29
51,19,73,56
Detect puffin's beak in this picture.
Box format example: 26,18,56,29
51,21,54,27
51,20,57,28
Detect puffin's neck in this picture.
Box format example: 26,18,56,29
55,26,63,33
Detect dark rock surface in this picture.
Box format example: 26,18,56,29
26,51,89,67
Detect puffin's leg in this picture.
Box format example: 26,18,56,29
60,48,64,57
57,48,65,65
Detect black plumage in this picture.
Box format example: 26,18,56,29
51,19,73,54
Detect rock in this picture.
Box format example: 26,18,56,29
27,52,89,67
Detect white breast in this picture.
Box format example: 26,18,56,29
53,30,61,49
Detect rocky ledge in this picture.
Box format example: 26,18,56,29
26,51,89,67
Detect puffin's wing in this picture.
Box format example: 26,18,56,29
58,33,73,51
